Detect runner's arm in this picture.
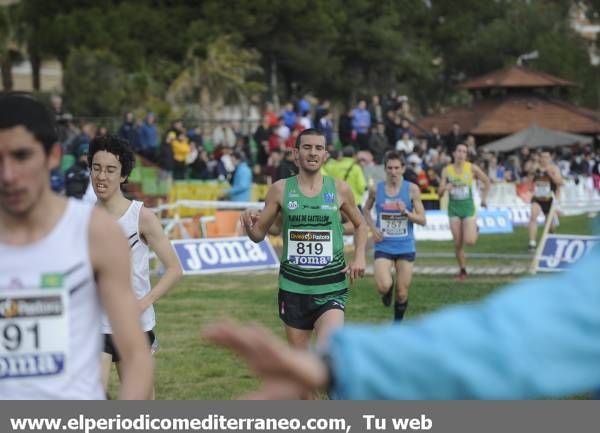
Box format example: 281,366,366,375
437,167,449,197
407,183,427,226
241,180,283,243
89,208,153,399
263,213,283,236
361,186,378,230
337,180,367,282
473,164,491,207
137,207,182,312
361,185,384,241
549,166,564,200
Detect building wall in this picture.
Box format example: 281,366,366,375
11,59,63,93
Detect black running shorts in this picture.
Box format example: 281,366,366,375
103,330,156,363
278,288,348,330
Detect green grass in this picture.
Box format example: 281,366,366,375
108,214,595,399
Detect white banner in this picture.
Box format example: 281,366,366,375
414,211,452,241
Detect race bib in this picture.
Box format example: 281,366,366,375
287,230,333,268
380,213,408,237
0,289,69,380
450,184,470,200
534,181,552,198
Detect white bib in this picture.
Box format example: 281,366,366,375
0,288,69,381
287,229,333,268
534,181,552,198
450,184,470,200
380,213,409,237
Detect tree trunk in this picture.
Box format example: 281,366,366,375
270,56,279,111
0,57,13,91
30,53,41,91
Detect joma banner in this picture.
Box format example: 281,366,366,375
537,234,599,272
172,237,279,275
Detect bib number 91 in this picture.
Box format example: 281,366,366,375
1,322,40,352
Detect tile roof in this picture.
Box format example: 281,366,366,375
415,96,600,135
458,66,576,90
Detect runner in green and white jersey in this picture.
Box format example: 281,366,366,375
241,128,367,352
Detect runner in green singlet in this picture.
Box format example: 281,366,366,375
438,143,490,281
241,128,367,352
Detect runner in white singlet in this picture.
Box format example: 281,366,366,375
88,135,182,399
0,94,153,399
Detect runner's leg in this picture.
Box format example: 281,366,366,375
393,259,413,321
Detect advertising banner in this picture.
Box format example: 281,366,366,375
414,210,513,241
414,211,452,241
476,209,513,234
172,237,279,275
536,234,599,272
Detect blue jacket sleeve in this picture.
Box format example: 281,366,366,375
228,164,252,196
329,246,600,399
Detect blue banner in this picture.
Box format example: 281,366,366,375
476,210,513,234
172,237,279,275
537,234,600,272
414,210,513,240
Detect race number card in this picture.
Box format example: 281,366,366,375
0,289,69,380
287,229,333,268
534,181,552,198
450,184,470,200
380,213,408,237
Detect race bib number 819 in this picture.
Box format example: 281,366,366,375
287,230,333,268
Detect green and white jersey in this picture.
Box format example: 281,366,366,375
279,176,347,294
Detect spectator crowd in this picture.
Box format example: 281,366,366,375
49,93,600,205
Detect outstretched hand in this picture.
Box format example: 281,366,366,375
240,210,258,233
202,321,330,400
371,228,384,243
342,255,366,285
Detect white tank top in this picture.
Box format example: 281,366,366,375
0,199,104,399
101,200,155,333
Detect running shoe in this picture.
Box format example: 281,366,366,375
381,287,393,307
455,270,467,281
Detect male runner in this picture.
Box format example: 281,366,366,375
241,128,367,351
88,135,182,398
0,93,152,399
362,151,426,321
527,148,563,252
438,143,490,280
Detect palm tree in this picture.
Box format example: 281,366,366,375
168,36,266,120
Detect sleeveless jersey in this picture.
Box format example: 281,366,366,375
532,169,556,201
447,162,474,202
446,162,476,219
0,199,104,399
279,176,347,294
374,180,415,255
101,200,154,333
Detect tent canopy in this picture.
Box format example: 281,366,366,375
481,125,593,153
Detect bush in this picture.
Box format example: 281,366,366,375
64,47,127,117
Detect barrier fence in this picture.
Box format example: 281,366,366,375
152,198,600,241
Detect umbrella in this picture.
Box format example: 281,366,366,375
481,125,593,153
